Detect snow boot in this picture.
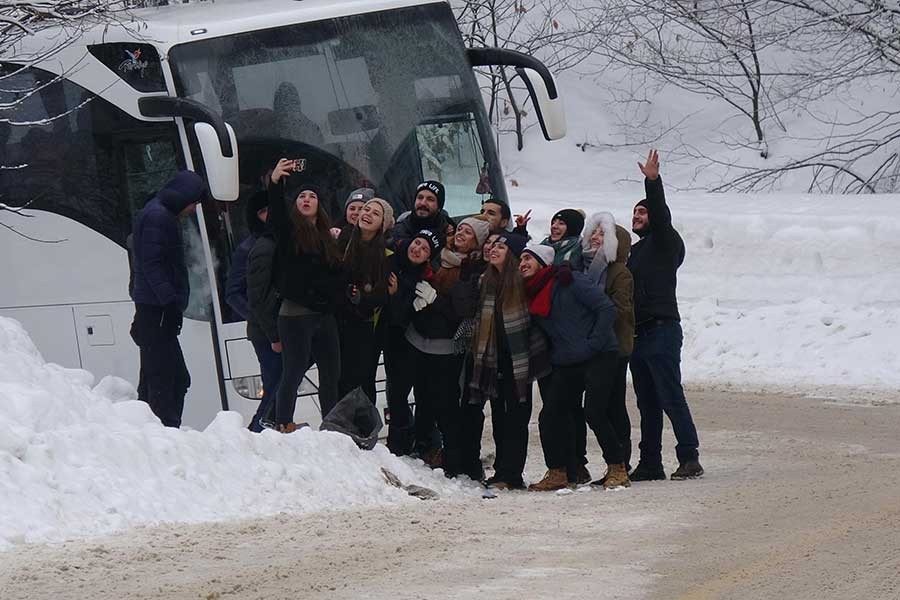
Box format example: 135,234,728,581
670,459,704,480
528,468,571,492
629,463,667,482
602,463,631,489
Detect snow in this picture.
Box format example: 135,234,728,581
0,317,474,551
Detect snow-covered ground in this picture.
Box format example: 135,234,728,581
0,317,475,551
506,185,900,397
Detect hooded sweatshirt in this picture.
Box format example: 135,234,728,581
627,176,685,325
130,171,206,312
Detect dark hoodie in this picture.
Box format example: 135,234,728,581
627,176,685,325
130,171,206,312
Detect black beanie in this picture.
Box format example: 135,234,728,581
552,208,585,238
417,180,446,209
496,232,528,258
245,189,269,234
413,228,443,255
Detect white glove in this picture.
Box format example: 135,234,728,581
415,281,437,305
413,296,428,312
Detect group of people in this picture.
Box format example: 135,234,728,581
128,149,703,491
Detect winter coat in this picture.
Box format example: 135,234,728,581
627,176,685,324
130,171,205,312
582,214,635,357
385,250,429,331
532,271,618,366
225,234,258,338
407,255,483,354
247,233,280,343
267,181,347,313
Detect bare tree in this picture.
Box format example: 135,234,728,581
454,0,602,150
714,0,900,192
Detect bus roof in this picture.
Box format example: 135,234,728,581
14,0,448,56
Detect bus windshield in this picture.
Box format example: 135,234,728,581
169,3,503,218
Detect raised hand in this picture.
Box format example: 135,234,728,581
638,149,660,181
515,209,532,228
270,158,294,185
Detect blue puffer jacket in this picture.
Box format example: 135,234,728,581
533,271,618,366
130,171,206,312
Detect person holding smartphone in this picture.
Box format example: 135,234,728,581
267,158,346,432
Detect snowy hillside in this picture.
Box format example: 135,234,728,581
0,318,473,550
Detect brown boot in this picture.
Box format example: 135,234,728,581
602,463,631,489
276,422,300,433
528,468,571,492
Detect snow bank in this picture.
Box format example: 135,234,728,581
506,185,900,396
0,317,472,551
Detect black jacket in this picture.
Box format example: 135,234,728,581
246,233,280,343
626,176,685,324
410,258,483,341
385,251,428,330
267,182,347,312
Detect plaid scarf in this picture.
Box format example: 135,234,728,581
469,285,550,405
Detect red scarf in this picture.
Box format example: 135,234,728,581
525,266,556,317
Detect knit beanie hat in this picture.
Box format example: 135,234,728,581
522,243,555,267
413,228,443,256
458,216,491,247
345,187,375,210
416,180,446,209
551,208,586,238
245,189,269,234
364,197,395,233
495,232,528,257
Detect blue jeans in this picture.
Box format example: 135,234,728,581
248,338,283,432
630,320,699,465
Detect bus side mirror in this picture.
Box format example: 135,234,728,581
467,47,567,142
195,122,239,202
515,67,566,141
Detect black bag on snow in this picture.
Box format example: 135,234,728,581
319,387,383,450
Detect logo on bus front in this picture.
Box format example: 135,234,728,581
118,49,149,77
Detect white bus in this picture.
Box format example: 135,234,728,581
0,0,565,429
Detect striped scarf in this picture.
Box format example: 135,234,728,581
469,286,550,405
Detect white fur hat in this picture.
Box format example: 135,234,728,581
582,212,619,264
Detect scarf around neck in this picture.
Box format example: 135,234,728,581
524,266,556,318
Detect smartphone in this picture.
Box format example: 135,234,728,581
290,158,307,173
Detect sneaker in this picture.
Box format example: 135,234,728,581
629,463,667,482
670,460,704,480
575,465,592,485
527,468,571,492
602,463,631,489
484,476,525,490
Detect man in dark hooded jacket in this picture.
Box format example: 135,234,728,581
225,190,281,432
627,150,703,481
129,171,206,428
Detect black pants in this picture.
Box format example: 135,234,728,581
611,356,632,468
457,356,487,479
383,327,415,455
338,315,381,403
631,320,699,465
275,313,340,424
540,352,623,479
130,304,190,428
413,351,464,475
490,375,533,487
